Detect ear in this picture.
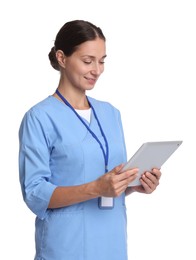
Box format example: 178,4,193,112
56,50,66,69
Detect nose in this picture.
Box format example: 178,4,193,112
91,63,104,76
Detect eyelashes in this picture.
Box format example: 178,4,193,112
83,61,105,65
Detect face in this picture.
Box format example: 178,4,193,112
60,38,106,92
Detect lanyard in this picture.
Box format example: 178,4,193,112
55,89,109,173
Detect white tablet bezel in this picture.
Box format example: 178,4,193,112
121,141,182,187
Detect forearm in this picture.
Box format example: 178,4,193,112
48,166,139,208
48,181,100,209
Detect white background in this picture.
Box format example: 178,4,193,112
0,0,195,259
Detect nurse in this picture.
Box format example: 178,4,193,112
18,20,161,260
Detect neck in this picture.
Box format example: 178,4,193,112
53,86,90,110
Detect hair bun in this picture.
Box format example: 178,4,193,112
48,47,60,71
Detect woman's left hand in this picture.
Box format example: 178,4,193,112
126,168,161,195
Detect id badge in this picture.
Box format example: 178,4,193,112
98,197,114,209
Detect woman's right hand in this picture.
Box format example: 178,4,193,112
48,165,138,209
95,164,138,197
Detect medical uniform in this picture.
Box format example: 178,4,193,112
19,95,128,260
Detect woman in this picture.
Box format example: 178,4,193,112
19,20,161,260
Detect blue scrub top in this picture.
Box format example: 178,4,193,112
19,96,128,260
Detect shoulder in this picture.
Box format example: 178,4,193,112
87,96,120,113
19,96,60,130
23,96,58,118
29,96,54,113
87,96,123,127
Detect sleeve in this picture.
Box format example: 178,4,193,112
18,109,57,219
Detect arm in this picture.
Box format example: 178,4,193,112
49,165,138,208
19,110,56,218
19,108,138,215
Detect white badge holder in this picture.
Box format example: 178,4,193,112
98,197,114,209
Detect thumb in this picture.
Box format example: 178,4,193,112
113,163,124,174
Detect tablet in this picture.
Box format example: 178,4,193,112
121,141,183,187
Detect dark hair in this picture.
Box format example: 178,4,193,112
48,20,106,71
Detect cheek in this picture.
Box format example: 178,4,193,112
66,64,84,79
72,64,88,77
101,67,105,74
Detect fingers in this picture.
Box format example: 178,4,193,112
116,168,139,180
110,167,139,196
140,168,161,193
113,163,125,174
151,168,161,180
97,166,139,198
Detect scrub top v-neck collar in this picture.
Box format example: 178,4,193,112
55,89,109,174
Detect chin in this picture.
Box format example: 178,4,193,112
84,84,96,91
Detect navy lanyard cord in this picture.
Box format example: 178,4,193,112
55,89,109,172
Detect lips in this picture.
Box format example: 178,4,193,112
85,76,97,84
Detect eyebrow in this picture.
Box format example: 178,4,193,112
82,55,107,59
